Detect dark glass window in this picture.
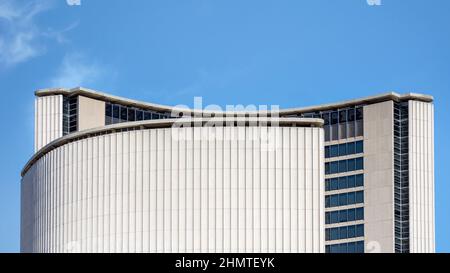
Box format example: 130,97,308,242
348,109,355,122
356,241,364,253
331,112,338,125
325,163,330,175
331,229,339,240
144,111,152,120
348,225,356,238
356,224,364,237
128,108,136,121
348,208,356,221
347,142,356,154
113,105,120,119
355,174,364,187
323,113,330,126
339,110,347,123
347,159,356,172
325,146,330,158
339,210,348,222
330,145,339,157
152,113,160,119
331,211,339,223
339,143,347,157
356,141,364,154
339,194,347,206
356,208,364,220
347,192,356,204
331,162,339,174
340,227,347,239
339,160,347,173
338,177,347,189
356,108,364,120
348,242,356,253
347,175,356,188
136,110,143,121
331,178,339,191
106,103,112,117
330,195,339,207
120,107,128,121
356,191,364,203
355,158,364,170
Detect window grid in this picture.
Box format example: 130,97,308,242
394,102,410,253
325,191,364,208
326,174,364,191
326,241,365,253
326,224,365,241
105,102,174,125
326,207,364,225
325,140,364,158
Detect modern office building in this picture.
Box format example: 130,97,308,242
20,87,435,253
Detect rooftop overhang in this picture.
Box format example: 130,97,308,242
35,87,434,117
21,116,323,177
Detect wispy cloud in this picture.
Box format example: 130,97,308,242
49,53,107,88
0,0,52,66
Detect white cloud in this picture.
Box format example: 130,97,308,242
49,53,105,88
0,0,52,66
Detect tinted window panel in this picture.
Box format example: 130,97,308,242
348,175,356,187
356,174,364,187
339,144,347,156
356,141,364,153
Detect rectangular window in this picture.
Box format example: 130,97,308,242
356,191,364,203
347,175,356,188
339,210,348,222
339,143,347,157
348,208,356,221
339,227,347,240
331,111,338,125
356,107,364,120
330,162,339,174
330,145,339,157
136,110,143,121
128,108,136,121
356,207,364,220
356,140,364,154
347,142,355,154
339,194,347,206
120,107,128,121
355,174,364,187
331,195,339,207
338,177,347,189
355,158,364,170
356,224,364,237
323,113,330,126
339,110,347,123
331,178,339,191
339,160,347,173
144,111,152,120
347,192,356,205
348,225,356,238
347,158,356,172
348,108,355,122
325,146,330,158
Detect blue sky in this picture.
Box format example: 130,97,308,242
0,0,449,252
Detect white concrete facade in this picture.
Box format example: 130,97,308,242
409,101,435,253
363,101,395,253
21,124,325,253
35,95,63,152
